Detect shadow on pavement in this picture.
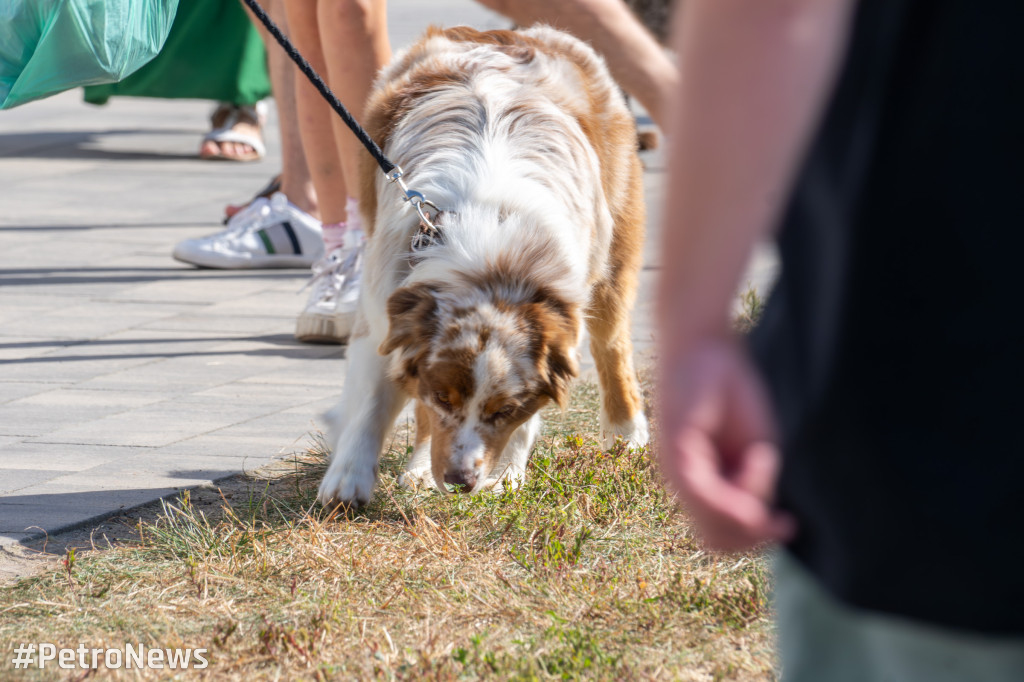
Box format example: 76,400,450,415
0,223,214,232
0,474,242,542
0,335,347,363
0,128,199,161
0,266,308,287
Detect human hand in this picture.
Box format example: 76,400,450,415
658,338,796,552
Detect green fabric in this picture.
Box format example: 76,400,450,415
773,552,1024,682
0,0,179,109
83,0,270,106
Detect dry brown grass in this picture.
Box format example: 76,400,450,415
0,380,776,680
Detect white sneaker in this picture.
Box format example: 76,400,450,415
173,193,323,269
295,229,365,344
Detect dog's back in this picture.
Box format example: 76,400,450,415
359,27,639,245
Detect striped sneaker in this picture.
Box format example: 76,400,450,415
173,193,323,269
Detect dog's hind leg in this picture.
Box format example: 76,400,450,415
319,335,409,507
483,412,541,493
397,401,437,491
586,164,649,450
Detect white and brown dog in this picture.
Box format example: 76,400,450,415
318,25,649,507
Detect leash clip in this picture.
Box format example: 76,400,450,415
386,166,442,250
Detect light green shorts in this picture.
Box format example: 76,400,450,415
774,551,1024,682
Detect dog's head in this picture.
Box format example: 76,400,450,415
379,281,579,492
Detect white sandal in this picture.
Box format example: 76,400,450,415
199,101,267,161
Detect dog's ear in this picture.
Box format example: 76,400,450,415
542,340,579,409
379,284,439,377
532,300,580,409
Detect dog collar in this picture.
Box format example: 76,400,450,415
411,207,446,252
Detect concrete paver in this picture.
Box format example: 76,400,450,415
0,443,139,474
0,1,776,548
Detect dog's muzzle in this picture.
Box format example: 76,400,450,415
443,468,478,492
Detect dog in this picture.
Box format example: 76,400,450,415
318,25,649,507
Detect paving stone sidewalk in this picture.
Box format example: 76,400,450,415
0,1,775,550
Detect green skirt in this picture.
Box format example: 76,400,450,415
84,0,271,106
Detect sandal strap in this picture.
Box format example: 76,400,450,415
202,128,267,157
209,102,267,130
203,101,268,159
209,102,236,129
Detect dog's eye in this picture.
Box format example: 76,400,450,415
435,391,453,411
489,405,516,421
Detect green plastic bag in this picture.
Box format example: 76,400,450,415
0,0,179,110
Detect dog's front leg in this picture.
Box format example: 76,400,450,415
397,401,436,490
319,335,408,508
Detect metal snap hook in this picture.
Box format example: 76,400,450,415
413,197,440,230
385,164,441,234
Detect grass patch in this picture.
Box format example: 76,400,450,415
0,381,776,680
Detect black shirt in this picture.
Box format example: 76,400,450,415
752,0,1024,634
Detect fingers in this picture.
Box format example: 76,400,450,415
671,427,794,551
692,490,794,552
731,442,796,544
684,480,793,551
733,440,780,503
657,340,796,552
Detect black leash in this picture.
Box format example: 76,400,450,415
240,0,393,175
240,0,441,234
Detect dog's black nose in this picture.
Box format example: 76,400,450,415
444,470,477,492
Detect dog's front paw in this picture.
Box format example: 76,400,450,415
397,465,435,491
601,412,650,450
318,457,378,509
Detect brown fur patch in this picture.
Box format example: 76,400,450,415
426,410,454,486
453,262,581,410
525,300,580,409
413,400,432,452
421,360,475,413
379,284,439,380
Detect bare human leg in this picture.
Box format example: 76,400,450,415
316,0,392,206
290,0,392,344
282,0,349,225
232,0,319,218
